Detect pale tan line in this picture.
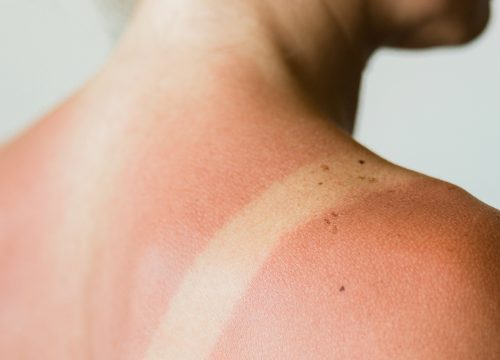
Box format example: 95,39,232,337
145,158,383,360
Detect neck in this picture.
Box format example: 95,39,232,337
96,0,377,133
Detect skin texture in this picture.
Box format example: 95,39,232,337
212,184,500,359
0,0,499,358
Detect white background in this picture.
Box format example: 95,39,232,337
1,1,499,208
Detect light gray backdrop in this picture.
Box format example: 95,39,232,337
1,1,499,208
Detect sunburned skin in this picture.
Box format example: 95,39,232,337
0,72,403,359
79,69,388,359
211,183,500,359
1,0,499,356
143,153,406,360
1,66,500,359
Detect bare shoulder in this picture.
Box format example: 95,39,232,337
383,176,500,257
361,174,500,246
213,174,500,359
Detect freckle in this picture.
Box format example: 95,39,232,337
318,182,323,186
358,160,365,165
447,185,457,191
320,164,330,171
339,286,345,292
331,211,338,218
324,218,331,225
358,176,366,180
368,177,377,183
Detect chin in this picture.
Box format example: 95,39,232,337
389,0,491,48
441,2,491,45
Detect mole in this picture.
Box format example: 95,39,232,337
358,160,365,165
320,164,330,171
339,286,345,292
318,182,324,186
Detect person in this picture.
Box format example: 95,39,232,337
0,0,499,358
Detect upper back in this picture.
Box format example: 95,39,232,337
0,107,499,358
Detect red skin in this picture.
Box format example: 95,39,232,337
211,185,500,359
0,85,361,358
81,91,353,359
1,68,499,358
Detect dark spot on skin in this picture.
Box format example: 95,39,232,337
320,164,330,171
358,160,365,165
339,286,345,292
324,213,339,233
318,182,324,186
447,185,457,191
358,175,377,183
